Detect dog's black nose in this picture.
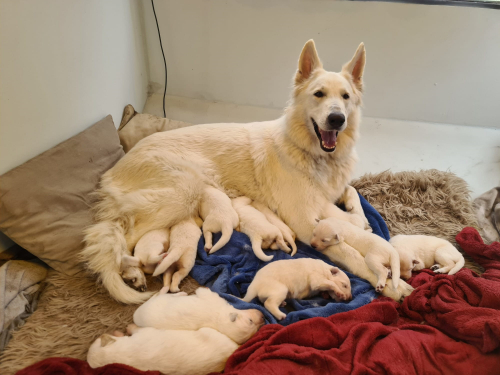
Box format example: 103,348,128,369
327,112,345,129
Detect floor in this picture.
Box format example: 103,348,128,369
144,94,500,199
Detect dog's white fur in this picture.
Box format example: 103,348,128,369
243,258,351,320
133,287,264,345
80,40,412,304
311,217,401,292
152,217,202,293
390,235,465,279
200,186,240,254
87,326,238,375
232,196,290,261
251,200,298,256
338,185,371,231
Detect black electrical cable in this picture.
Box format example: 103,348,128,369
151,0,167,118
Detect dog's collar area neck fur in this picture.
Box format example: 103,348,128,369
311,118,338,153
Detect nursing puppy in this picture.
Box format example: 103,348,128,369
338,185,371,231
243,258,351,320
87,326,238,375
390,234,465,279
311,217,400,292
251,200,298,256
232,197,290,261
200,186,240,254
122,228,170,276
152,217,202,292
134,287,264,344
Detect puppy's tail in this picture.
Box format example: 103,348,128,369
242,285,258,303
209,223,234,254
81,221,154,304
152,248,182,277
447,254,465,275
389,246,400,290
250,235,273,262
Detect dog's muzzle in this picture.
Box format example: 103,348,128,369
312,118,340,153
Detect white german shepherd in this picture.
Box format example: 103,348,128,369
81,40,413,304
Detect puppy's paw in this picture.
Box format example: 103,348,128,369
100,334,116,347
387,268,392,278
345,203,354,212
112,330,125,337
170,285,181,293
126,324,139,336
279,301,287,307
275,312,287,321
375,283,386,293
430,264,440,271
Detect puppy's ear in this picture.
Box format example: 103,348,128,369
330,267,339,275
342,43,366,92
315,218,320,223
412,259,419,265
229,312,238,322
121,255,140,269
295,40,323,85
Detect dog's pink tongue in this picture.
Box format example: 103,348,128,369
320,130,337,148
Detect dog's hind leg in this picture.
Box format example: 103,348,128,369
262,286,288,321
160,266,175,293
364,253,389,293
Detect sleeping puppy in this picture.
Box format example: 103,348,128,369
232,196,290,262
87,325,238,375
243,258,351,320
152,216,202,293
389,234,465,279
338,185,371,231
311,217,400,292
200,186,240,254
122,228,170,275
251,200,298,256
134,287,264,344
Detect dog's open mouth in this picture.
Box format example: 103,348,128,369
312,118,338,152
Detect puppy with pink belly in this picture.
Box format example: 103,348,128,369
243,258,351,320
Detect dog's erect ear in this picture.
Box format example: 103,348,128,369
295,40,323,84
121,255,140,269
342,43,366,92
229,312,238,322
330,267,339,275
412,259,419,265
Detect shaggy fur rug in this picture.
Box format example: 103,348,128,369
0,169,480,375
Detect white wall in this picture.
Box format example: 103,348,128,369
0,0,150,250
143,0,500,128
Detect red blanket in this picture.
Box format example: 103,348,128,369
217,227,500,375
15,357,159,375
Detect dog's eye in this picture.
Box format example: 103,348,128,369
342,93,350,100
314,91,325,98
322,239,329,243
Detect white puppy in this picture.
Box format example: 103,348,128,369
232,196,290,262
134,287,264,344
243,258,351,320
338,185,371,231
390,234,465,279
152,217,202,293
311,217,400,292
251,200,297,256
200,186,240,254
87,325,238,375
122,228,170,275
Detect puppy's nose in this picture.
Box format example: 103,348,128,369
311,242,318,249
139,285,147,292
327,112,345,129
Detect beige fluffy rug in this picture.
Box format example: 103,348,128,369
0,169,480,374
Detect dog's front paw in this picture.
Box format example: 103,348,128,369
375,282,386,293
430,264,440,271
381,279,414,302
274,312,287,321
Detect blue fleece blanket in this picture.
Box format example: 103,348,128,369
190,194,389,325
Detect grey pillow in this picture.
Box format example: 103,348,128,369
0,115,124,275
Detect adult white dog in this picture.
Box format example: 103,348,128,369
81,40,413,304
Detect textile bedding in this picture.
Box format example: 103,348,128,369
0,170,488,375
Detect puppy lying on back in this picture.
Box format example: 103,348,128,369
153,216,202,293
243,258,351,320
251,200,297,256
311,217,400,292
232,196,290,262
389,234,465,279
134,287,264,345
87,325,238,375
200,186,240,254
